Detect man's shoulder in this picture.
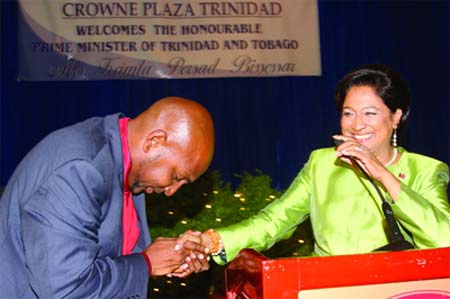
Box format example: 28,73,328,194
23,113,123,177
44,114,120,155
51,113,120,139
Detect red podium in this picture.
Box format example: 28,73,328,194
225,247,450,299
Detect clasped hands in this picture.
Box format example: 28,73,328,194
143,230,210,278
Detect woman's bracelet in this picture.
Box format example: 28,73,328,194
204,229,224,256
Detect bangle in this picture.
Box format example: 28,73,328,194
204,229,223,256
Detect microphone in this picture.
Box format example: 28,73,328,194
333,138,414,251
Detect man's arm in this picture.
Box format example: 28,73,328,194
22,161,146,298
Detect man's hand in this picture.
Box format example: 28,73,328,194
143,235,208,276
166,230,211,278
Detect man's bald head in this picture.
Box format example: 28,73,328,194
127,97,215,195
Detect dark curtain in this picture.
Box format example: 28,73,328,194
1,0,449,191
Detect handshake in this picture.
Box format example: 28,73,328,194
142,229,219,278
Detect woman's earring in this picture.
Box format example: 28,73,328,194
392,129,397,147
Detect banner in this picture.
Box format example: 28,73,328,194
18,0,321,80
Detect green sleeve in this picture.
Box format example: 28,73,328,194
214,160,313,264
391,161,450,248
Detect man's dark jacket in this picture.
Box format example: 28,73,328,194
0,114,151,298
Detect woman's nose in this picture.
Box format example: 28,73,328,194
352,114,366,130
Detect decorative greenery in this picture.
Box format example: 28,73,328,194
146,170,314,298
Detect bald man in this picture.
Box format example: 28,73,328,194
0,97,215,299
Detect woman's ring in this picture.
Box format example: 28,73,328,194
355,145,363,151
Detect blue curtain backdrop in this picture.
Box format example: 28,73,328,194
1,0,449,192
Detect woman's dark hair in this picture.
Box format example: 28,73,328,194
334,64,411,126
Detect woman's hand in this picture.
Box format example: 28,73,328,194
333,135,401,201
333,135,390,181
166,230,211,278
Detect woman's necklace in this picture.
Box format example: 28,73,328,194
384,148,398,167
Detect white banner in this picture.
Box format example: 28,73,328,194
18,0,321,80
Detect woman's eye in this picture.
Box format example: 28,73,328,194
342,111,353,117
365,111,377,116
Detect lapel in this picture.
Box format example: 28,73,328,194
101,114,151,255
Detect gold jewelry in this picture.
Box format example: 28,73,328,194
204,229,223,256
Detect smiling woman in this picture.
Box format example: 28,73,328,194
333,64,410,186
173,64,450,275
338,85,403,167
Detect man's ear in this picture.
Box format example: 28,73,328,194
143,129,167,153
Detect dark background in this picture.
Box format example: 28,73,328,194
1,0,449,192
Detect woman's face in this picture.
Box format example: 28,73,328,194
340,85,401,157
